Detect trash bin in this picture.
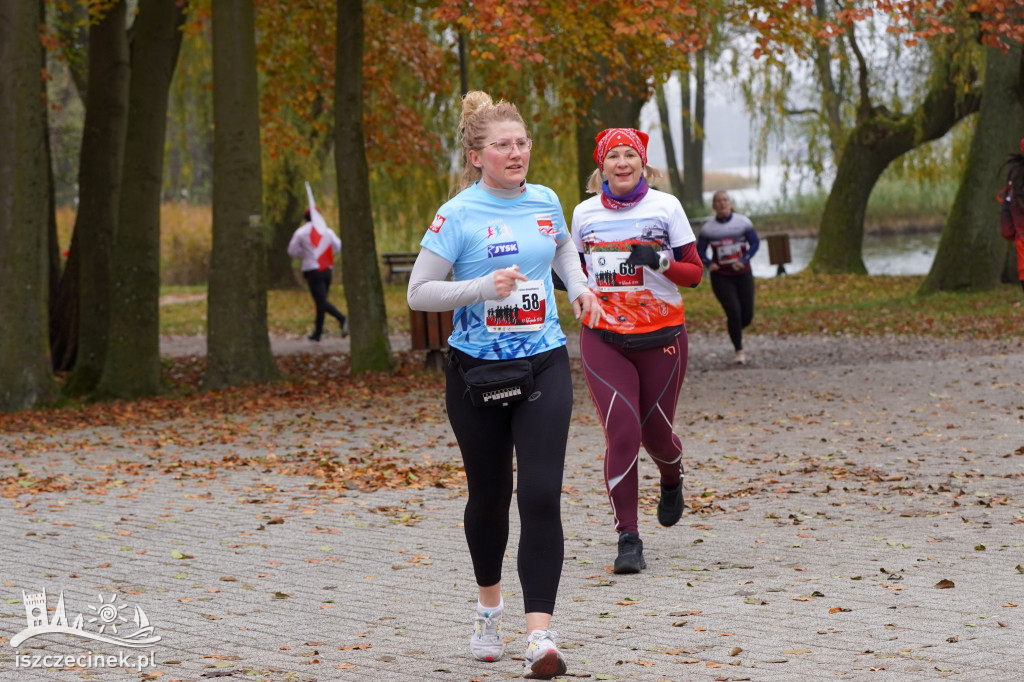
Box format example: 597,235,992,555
409,309,453,371
765,233,791,276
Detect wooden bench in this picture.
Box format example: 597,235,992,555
765,233,792,276
382,252,418,282
409,309,454,371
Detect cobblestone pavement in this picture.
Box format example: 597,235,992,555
1,333,1022,681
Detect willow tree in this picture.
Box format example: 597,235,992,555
203,0,278,389
920,45,1024,293
0,0,58,411
435,1,832,203
809,37,980,273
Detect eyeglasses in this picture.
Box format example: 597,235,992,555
484,138,533,154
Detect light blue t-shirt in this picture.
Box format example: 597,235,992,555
420,182,569,360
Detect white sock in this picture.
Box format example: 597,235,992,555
477,599,503,614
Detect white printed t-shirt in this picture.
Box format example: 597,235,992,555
571,189,695,335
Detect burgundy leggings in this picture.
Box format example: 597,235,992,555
580,326,687,533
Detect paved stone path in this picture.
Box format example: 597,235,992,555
1,333,1022,681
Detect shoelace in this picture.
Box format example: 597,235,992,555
474,611,500,636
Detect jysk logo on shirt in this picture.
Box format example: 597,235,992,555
487,242,519,258
429,214,445,233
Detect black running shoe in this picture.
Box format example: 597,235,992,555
613,531,646,574
657,481,684,527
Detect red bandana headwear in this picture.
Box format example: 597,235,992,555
593,128,649,168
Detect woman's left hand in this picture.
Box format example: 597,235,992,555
572,291,603,327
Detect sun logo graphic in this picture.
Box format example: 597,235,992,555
10,589,161,648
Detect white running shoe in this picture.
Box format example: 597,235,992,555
522,629,567,679
469,603,504,662
735,349,747,365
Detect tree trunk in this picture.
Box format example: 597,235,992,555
50,231,80,371
265,157,304,290
574,60,645,203
655,80,683,199
336,0,393,373
96,0,186,399
810,67,980,274
203,0,279,390
44,0,62,343
0,0,59,410
63,0,130,396
919,46,1024,294
681,49,706,211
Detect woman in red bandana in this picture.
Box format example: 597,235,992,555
1000,140,1024,296
570,128,704,573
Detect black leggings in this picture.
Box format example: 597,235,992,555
710,271,755,351
445,346,572,615
303,268,345,337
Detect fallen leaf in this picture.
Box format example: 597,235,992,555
935,579,955,589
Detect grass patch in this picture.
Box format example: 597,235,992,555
160,273,1022,341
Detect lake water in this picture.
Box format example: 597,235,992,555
685,163,942,278
747,231,940,278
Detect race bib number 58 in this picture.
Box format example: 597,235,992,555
484,280,546,332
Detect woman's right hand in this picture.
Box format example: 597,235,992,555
493,265,529,298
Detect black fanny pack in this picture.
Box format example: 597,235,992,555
594,324,682,351
457,357,534,407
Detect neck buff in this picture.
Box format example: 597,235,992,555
477,180,526,200
601,176,649,210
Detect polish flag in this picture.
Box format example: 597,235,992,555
306,181,337,270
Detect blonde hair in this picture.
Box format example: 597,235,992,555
455,91,528,192
585,165,665,194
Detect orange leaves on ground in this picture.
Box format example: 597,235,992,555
0,351,443,434
306,455,465,493
0,352,457,496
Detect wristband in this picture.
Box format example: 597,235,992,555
657,254,670,273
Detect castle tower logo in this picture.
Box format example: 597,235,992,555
10,589,161,648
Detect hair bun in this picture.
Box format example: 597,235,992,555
462,91,493,117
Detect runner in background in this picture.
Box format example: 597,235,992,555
1000,140,1024,296
697,190,760,365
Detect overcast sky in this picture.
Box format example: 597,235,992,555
640,74,757,173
